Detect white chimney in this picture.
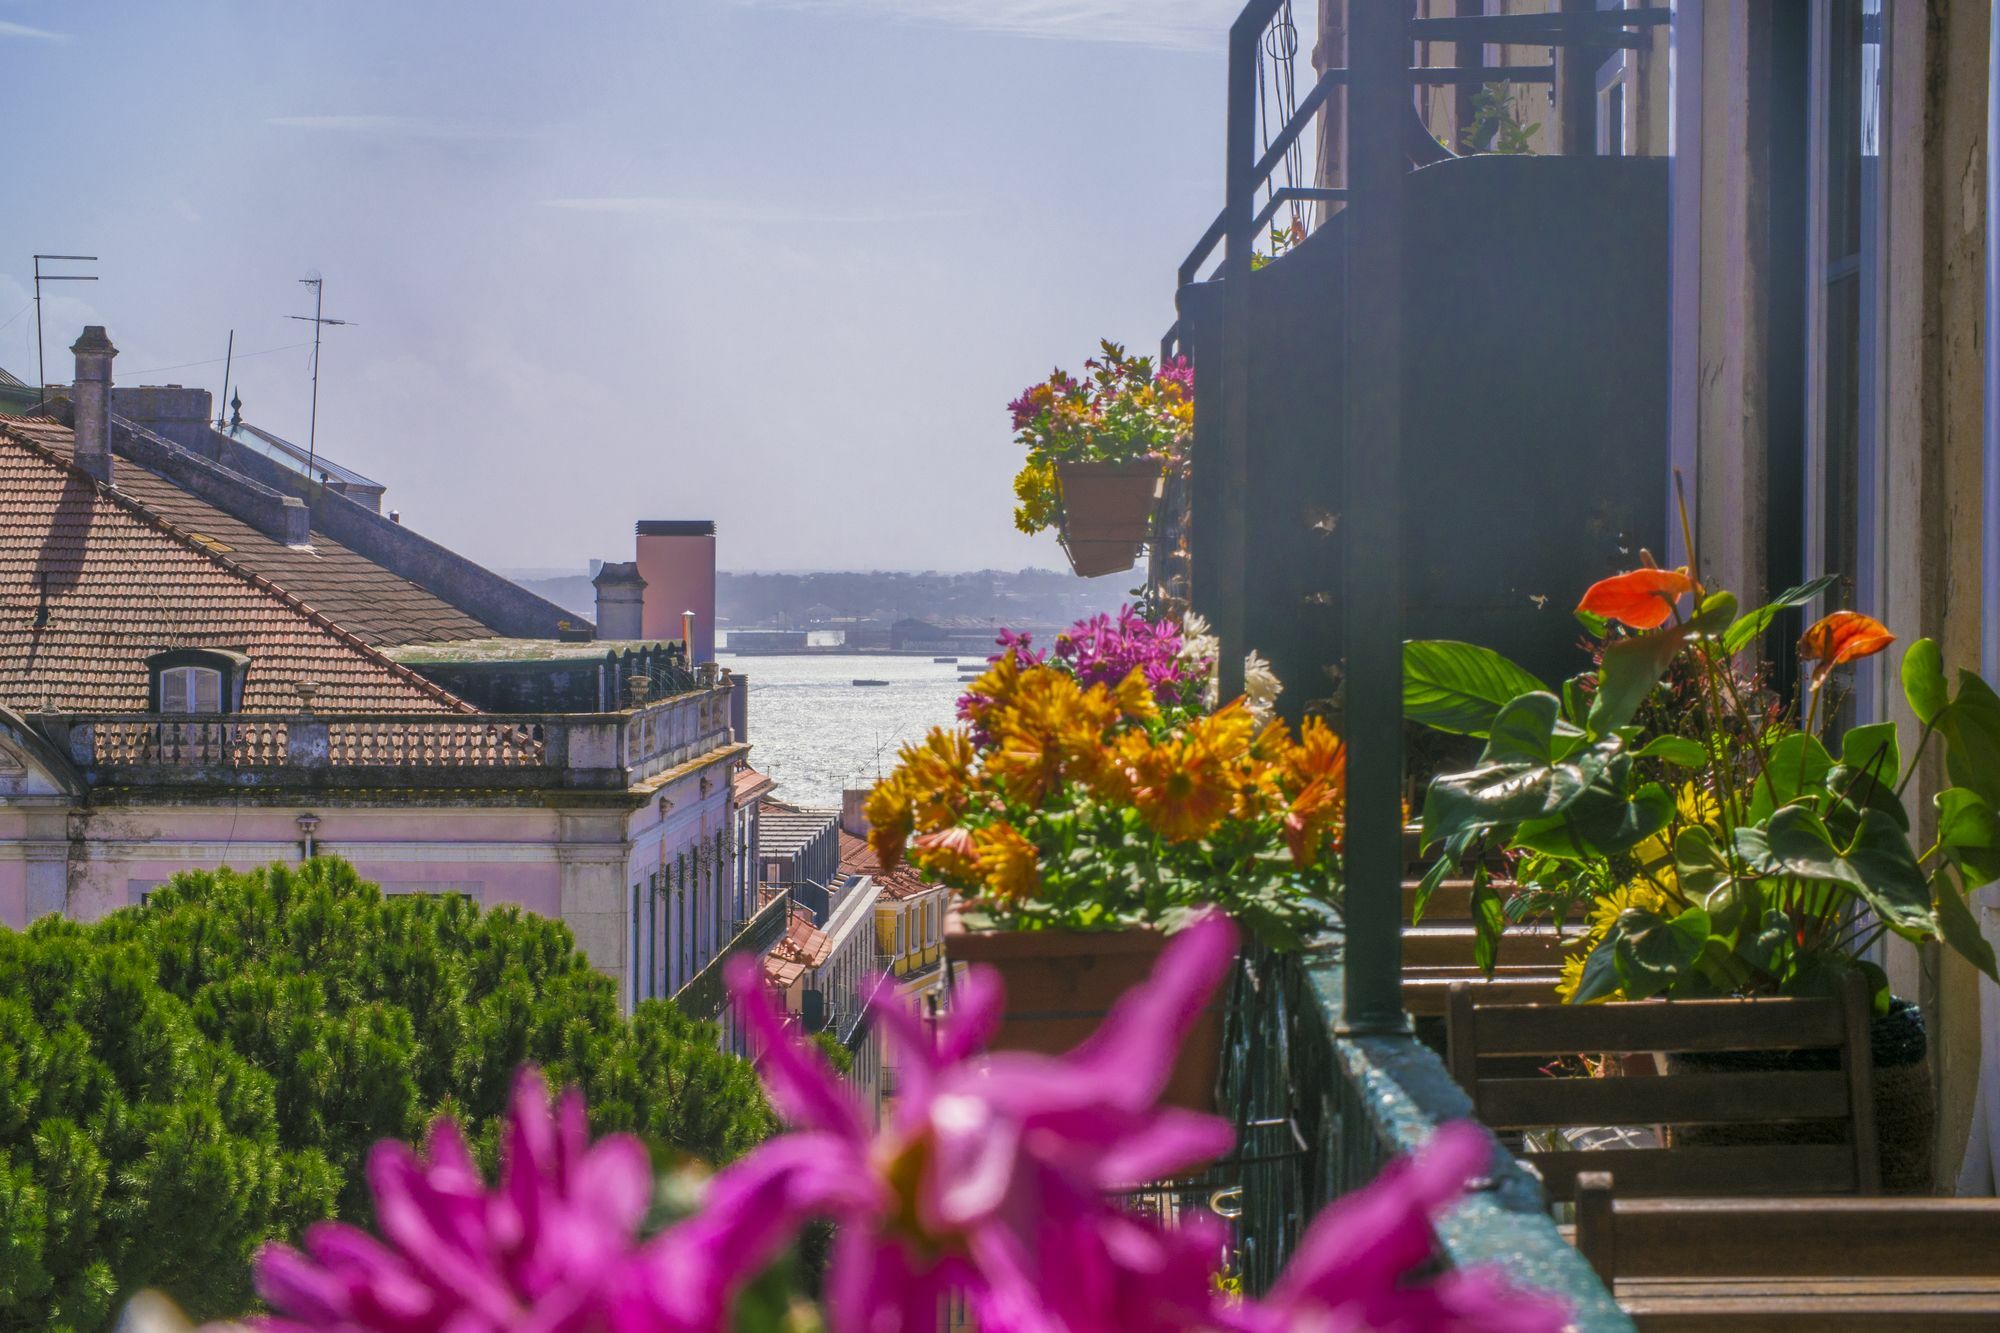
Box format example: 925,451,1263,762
70,326,117,484
592,562,647,640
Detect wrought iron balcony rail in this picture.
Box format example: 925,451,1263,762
40,683,738,792
673,888,795,1023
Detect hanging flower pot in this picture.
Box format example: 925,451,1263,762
1055,458,1162,577
945,919,1229,1113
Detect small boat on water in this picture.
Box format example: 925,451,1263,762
852,678,891,687
933,656,957,663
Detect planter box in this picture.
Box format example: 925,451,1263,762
945,920,1226,1113
1055,460,1163,578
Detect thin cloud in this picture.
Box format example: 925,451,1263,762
541,196,973,225
722,0,1236,51
0,19,66,39
267,114,515,140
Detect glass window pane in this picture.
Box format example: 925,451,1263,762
191,668,221,713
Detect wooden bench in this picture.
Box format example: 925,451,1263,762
1574,1172,2000,1330
1400,910,1565,1016
1445,975,1880,1203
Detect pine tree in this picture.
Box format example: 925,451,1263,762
0,859,776,1326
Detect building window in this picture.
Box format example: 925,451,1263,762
1801,0,1887,717
146,648,249,713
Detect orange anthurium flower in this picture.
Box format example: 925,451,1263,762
1575,567,1695,631
1799,611,1896,689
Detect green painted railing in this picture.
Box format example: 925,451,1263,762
1215,927,1632,1329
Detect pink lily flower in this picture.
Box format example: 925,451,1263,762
720,910,1243,1332
253,1068,660,1333
1240,1121,1570,1333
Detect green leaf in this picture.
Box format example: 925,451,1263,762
1673,824,1733,901
1571,932,1625,1004
1411,855,1452,926
1470,865,1503,976
1635,735,1708,768
1943,670,2000,808
1515,777,1672,860
1416,712,1616,844
1748,732,1836,821
1402,640,1548,737
1902,638,1949,726
1588,626,1689,737
1839,722,1900,784
1574,607,1610,638
1721,575,1842,655
1612,906,1709,1001
1688,590,1740,637
1936,788,2000,889
1935,871,2000,984
1735,806,1935,940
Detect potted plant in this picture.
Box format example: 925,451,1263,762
864,606,1321,1110
1405,559,2000,1190
1009,341,1192,577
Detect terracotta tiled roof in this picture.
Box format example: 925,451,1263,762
12,417,492,648
0,422,468,713
763,905,830,988
732,764,774,806
838,829,939,901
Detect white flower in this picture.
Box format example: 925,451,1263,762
1244,651,1284,721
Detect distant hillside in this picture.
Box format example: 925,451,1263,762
508,568,1137,633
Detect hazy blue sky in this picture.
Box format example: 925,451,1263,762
0,1,1297,573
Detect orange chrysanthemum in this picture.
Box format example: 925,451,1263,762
1799,611,1896,689
1576,567,1695,630
909,825,980,883
1126,733,1236,843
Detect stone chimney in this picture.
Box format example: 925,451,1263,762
69,326,117,484
592,561,647,640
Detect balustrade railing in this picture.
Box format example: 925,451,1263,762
52,683,736,789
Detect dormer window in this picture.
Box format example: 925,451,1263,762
147,649,250,714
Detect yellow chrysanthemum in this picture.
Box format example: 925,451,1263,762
973,822,1041,902
1126,732,1236,843
1555,951,1590,1004
1587,881,1671,937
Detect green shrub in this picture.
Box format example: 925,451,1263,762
0,858,776,1327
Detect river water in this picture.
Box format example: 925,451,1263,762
722,653,977,808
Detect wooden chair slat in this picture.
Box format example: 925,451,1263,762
1403,972,1561,1018
1536,1146,1857,1202
1593,1196,2000,1278
1479,1069,1851,1128
1458,994,1847,1055
1617,1294,2000,1332
1404,924,1570,967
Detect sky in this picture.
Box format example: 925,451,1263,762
0,1,1305,573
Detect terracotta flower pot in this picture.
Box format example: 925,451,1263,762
1055,459,1164,578
944,919,1227,1113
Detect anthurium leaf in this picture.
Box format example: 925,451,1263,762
1470,865,1503,976
1936,787,2000,889
1687,590,1739,637
1613,906,1709,1001
1935,870,2000,983
1738,806,1934,939
1839,722,1900,786
1902,638,1949,727
1943,670,2000,808
1721,575,1842,655
1571,931,1625,1004
1411,854,1453,925
1749,732,1836,821
1575,607,1610,638
1516,778,1673,860
1674,824,1733,900
1588,626,1690,738
1823,762,1910,834
1561,675,1593,729
1635,735,1708,768
1402,640,1548,738
1422,710,1619,852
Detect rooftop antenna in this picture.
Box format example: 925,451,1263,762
216,329,234,428
286,272,353,481
32,254,98,407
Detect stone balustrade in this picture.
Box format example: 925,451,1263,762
45,684,737,794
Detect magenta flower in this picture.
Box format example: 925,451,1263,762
1239,1122,1570,1333
721,911,1243,1332
253,1069,658,1332
1054,606,1207,705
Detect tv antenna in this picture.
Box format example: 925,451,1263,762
33,254,98,407
286,272,353,481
